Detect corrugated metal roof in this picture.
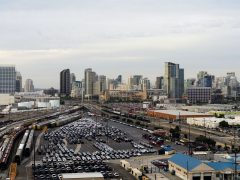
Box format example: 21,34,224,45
206,162,234,171
206,161,240,171
169,153,201,171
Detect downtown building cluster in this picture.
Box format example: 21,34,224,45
59,62,184,102
60,62,240,104
1,62,240,106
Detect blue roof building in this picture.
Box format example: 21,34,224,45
168,153,237,180
169,153,202,171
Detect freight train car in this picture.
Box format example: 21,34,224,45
24,129,34,157
14,130,30,165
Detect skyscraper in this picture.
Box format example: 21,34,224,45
141,78,151,90
128,75,142,90
24,79,34,92
60,69,71,96
16,71,22,92
93,75,107,96
164,62,184,98
116,75,122,84
197,71,214,87
71,81,82,98
0,65,16,94
70,73,76,90
84,68,97,97
155,76,164,89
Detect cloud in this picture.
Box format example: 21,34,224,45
0,0,240,88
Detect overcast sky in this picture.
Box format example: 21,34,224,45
0,0,240,88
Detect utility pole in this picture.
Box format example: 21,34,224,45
234,127,237,180
188,123,191,156
106,114,109,144
33,132,36,180
204,118,206,137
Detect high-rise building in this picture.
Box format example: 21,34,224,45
197,71,214,87
93,75,106,96
197,71,208,81
224,72,239,98
164,62,184,98
70,73,76,90
155,76,164,89
184,78,196,92
128,75,142,90
0,65,16,94
116,75,122,84
24,79,34,92
16,71,22,92
60,69,71,96
141,78,151,90
71,81,82,98
99,75,107,92
187,87,211,104
84,68,97,97
132,75,142,86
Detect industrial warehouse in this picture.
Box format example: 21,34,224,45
187,116,240,129
169,153,240,180
147,110,213,120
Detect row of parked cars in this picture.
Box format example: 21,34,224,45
33,160,119,180
34,118,122,179
111,119,152,133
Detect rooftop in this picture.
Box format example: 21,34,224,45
206,161,240,171
61,172,104,178
169,153,240,172
169,153,202,171
152,110,209,116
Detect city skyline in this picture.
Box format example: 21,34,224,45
0,0,240,88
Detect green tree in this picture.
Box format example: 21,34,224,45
195,135,216,147
219,121,229,128
170,126,181,140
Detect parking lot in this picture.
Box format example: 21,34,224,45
106,118,189,153
21,114,158,180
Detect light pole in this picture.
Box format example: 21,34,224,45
204,118,206,137
33,131,36,180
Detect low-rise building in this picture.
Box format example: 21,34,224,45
187,117,240,128
148,110,213,121
169,153,240,180
131,168,142,179
102,90,147,102
120,160,131,170
0,94,15,105
61,172,104,180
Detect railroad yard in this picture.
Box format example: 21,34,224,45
0,104,188,180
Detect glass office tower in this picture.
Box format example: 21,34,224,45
0,65,16,94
